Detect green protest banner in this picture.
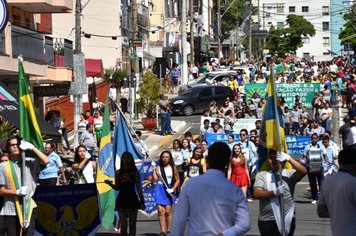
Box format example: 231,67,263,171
245,83,321,109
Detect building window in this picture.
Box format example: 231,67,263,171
322,6,329,16
322,22,329,31
323,37,330,46
277,22,284,29
277,6,284,13
323,52,330,55
289,6,296,13
303,36,310,44
302,6,309,12
323,38,330,47
303,52,310,59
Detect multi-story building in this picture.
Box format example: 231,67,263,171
52,0,122,69
0,0,73,113
258,0,340,61
148,0,214,67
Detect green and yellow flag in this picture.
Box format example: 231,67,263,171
18,58,44,152
96,94,115,229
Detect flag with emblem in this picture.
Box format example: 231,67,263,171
96,94,115,229
113,109,144,170
257,72,291,171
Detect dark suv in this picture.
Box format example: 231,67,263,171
169,84,234,116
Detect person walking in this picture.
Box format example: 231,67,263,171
38,143,67,186
317,149,356,236
228,144,250,197
0,136,49,235
171,142,251,235
152,151,180,236
302,133,324,204
105,152,145,236
253,150,307,236
79,124,97,159
183,146,206,182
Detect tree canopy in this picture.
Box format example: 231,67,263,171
265,15,315,57
214,0,245,41
339,12,356,50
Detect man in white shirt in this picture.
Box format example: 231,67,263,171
171,142,250,236
346,119,356,150
317,149,356,236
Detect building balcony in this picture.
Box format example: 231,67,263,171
7,0,73,13
0,25,73,83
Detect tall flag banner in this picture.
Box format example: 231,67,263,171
96,95,115,229
18,57,42,228
257,73,291,171
18,58,44,152
113,109,144,170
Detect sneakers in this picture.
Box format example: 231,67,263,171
311,200,317,205
247,198,253,203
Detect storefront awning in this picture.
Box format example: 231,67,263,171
85,59,103,77
0,84,61,143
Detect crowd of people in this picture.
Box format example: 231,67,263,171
1,57,356,235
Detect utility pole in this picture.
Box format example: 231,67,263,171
181,0,188,85
248,3,252,62
73,0,84,149
190,0,194,64
217,0,222,60
129,0,138,125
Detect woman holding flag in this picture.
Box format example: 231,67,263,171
105,152,145,236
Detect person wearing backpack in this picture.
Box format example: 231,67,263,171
302,133,324,204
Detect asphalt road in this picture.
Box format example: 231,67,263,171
97,175,332,236
96,114,333,236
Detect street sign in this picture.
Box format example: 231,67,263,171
33,84,70,97
73,52,88,94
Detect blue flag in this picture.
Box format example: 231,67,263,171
257,74,292,171
113,110,144,170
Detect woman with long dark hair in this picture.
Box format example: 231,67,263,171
105,151,144,236
71,145,96,184
227,144,250,197
153,151,180,235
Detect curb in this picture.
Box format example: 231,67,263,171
147,121,187,155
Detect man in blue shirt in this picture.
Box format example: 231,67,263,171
171,142,250,235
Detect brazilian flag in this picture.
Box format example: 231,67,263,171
96,94,115,229
18,58,44,152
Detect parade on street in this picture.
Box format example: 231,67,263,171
0,0,356,236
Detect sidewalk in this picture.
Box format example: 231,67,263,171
63,115,186,160
127,115,187,159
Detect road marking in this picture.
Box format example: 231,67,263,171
296,182,310,185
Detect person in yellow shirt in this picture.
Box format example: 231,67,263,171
228,75,239,94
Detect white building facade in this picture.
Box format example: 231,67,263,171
259,0,333,61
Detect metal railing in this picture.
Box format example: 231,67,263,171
11,25,73,67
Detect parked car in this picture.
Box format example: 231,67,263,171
170,84,234,116
180,71,237,93
231,65,251,79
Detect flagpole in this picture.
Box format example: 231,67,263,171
271,64,286,236
21,151,27,228
115,102,152,161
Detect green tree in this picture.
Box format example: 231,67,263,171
102,67,129,101
339,12,356,52
265,15,315,57
214,0,245,41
